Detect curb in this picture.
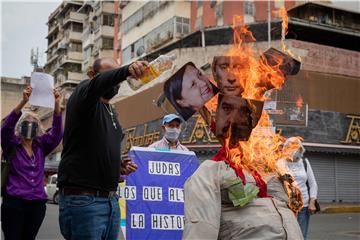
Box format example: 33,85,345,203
321,206,360,213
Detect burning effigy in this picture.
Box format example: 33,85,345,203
162,8,305,240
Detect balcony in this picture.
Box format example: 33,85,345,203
48,36,61,49
57,71,82,86
46,52,59,65
67,71,83,82
59,51,82,65
68,51,82,61
47,24,59,37
101,2,115,14
64,12,85,25
95,25,114,39
68,31,82,41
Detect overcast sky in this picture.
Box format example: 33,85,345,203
1,1,61,78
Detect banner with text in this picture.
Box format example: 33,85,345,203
124,147,199,240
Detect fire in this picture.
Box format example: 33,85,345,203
226,16,286,101
206,11,304,214
278,7,301,62
296,95,303,110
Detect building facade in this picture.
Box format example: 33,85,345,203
119,1,191,64
79,1,117,76
114,2,360,203
45,1,85,87
39,1,359,203
1,76,30,118
44,0,117,85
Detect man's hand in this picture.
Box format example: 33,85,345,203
308,198,317,214
120,155,138,175
54,88,62,115
129,61,149,79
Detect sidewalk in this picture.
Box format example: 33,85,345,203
320,203,360,213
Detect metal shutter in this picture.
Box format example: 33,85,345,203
307,153,336,202
335,155,360,202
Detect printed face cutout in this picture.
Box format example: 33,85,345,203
164,62,218,121
215,94,264,147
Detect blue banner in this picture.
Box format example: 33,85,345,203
124,147,200,240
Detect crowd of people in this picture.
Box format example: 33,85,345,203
1,57,318,240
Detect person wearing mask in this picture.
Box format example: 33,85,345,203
149,114,188,151
278,137,318,240
57,58,147,240
1,86,63,240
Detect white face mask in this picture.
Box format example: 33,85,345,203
165,127,181,142
292,149,303,161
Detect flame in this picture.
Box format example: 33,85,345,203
226,16,287,101
209,13,304,214
278,7,301,62
221,15,291,175
296,95,303,110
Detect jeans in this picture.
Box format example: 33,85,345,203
297,206,310,240
59,193,121,240
1,193,46,240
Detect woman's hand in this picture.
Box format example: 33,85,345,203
23,86,32,103
15,86,32,113
308,198,317,214
54,88,62,115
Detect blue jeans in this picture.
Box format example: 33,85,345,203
59,194,120,240
297,206,310,240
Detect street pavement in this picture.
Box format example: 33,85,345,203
8,203,360,239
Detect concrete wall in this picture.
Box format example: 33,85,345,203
1,77,28,119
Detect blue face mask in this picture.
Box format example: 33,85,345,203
20,121,38,139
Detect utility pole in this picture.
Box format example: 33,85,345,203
267,0,271,48
113,0,119,61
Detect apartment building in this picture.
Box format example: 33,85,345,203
190,1,333,31
119,1,191,64
45,0,117,85
79,1,116,76
45,1,85,87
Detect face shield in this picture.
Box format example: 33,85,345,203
20,120,39,139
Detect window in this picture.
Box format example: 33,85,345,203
66,63,82,73
103,14,114,27
102,37,113,49
123,8,143,34
245,1,254,15
122,46,132,64
197,0,203,8
134,38,144,57
176,17,190,35
72,22,83,32
70,42,82,52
